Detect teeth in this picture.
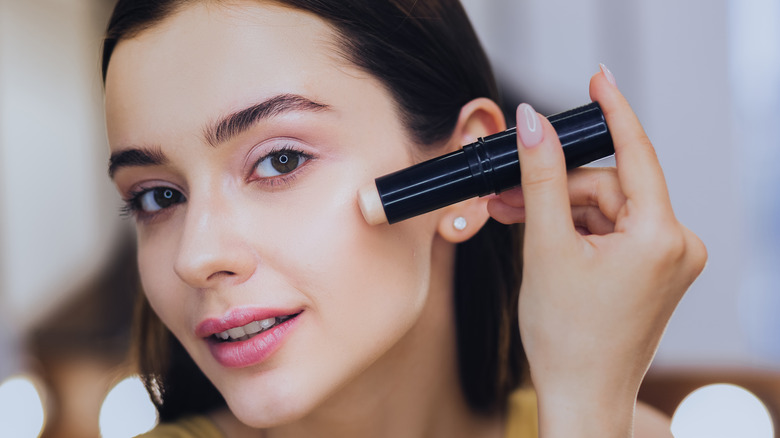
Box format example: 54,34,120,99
244,321,262,335
227,326,246,339
214,317,283,342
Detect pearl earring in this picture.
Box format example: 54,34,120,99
453,216,467,231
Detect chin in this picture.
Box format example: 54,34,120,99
218,372,328,429
229,401,310,429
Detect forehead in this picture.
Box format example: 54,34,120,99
104,2,360,147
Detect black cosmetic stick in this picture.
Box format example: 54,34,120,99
358,102,614,225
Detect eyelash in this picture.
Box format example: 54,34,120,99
120,146,314,221
120,187,183,222
249,145,314,187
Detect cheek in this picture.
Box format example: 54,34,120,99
136,229,192,338
313,201,430,321
251,162,436,368
268,173,434,333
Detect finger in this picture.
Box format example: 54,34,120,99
515,103,576,245
487,197,525,224
566,167,627,223
589,66,673,216
681,225,708,281
488,201,617,235
492,166,626,229
571,205,615,235
488,167,626,223
497,186,524,208
498,168,627,224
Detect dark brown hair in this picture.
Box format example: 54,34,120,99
103,0,525,421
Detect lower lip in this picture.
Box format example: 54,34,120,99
207,314,301,368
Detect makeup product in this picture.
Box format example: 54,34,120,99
358,101,614,225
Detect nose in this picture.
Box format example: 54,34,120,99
173,195,257,289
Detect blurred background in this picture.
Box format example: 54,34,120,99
0,0,778,436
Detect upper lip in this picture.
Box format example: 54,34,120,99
195,307,303,338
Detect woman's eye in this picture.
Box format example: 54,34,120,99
135,187,185,213
254,149,310,178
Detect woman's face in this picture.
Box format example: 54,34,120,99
106,1,449,426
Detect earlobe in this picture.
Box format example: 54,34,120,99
436,199,490,243
435,97,505,243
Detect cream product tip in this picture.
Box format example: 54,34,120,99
358,184,388,225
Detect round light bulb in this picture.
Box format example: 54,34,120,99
99,375,158,438
671,383,774,438
0,375,46,438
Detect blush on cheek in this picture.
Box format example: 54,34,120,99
272,174,433,316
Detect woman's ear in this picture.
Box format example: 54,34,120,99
437,98,506,243
451,97,507,148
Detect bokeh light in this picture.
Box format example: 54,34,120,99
0,374,46,438
99,375,158,438
671,383,774,438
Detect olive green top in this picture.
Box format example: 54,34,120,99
137,388,538,438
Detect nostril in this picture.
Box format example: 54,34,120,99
206,271,236,281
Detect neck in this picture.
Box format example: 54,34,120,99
213,236,503,438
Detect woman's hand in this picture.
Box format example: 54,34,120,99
487,69,707,438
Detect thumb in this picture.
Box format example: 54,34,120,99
516,103,576,246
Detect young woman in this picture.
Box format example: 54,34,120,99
102,1,707,437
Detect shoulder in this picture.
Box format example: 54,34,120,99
135,415,224,438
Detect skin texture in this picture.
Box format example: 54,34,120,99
105,2,706,437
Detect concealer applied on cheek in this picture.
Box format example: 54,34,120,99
105,1,453,428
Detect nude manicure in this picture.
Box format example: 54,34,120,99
517,103,543,148
600,63,617,87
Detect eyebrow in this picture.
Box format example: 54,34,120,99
107,94,330,179
108,146,167,179
203,93,330,147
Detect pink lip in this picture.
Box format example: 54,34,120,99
196,307,301,337
196,307,303,368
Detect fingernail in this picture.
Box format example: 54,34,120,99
599,63,617,87
517,103,543,148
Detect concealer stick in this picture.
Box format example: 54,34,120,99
357,102,614,225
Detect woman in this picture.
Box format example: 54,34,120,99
102,0,707,437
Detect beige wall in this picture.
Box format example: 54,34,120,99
0,0,121,375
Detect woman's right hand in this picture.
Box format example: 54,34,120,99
488,69,707,438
